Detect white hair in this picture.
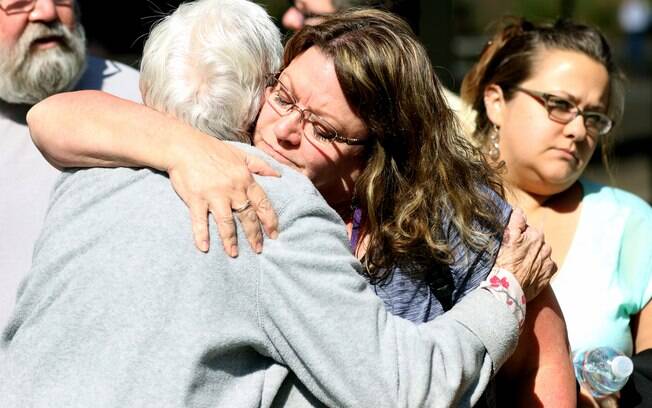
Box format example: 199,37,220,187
139,0,282,142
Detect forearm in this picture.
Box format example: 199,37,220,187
265,277,518,407
27,90,206,171
259,185,520,407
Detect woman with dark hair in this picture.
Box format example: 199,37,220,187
461,17,652,406
28,8,570,405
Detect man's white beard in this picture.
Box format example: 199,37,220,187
0,22,87,105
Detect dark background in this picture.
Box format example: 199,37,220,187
77,1,184,67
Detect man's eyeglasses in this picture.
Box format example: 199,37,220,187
0,0,73,14
265,74,367,146
513,87,614,136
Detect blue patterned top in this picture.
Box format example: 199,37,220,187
371,189,512,323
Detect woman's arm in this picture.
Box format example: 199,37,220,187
27,90,279,256
28,90,188,170
496,285,577,407
633,300,652,353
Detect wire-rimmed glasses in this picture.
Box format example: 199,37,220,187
265,73,368,146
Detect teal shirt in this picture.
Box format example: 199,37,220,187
551,179,652,355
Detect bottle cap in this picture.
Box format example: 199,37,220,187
611,355,634,378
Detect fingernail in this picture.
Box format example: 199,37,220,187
200,240,209,252
231,245,238,258
270,230,278,239
255,242,262,254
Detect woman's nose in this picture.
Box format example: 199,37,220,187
29,0,59,23
563,115,588,142
273,111,304,145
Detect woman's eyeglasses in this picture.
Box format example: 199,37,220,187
513,87,614,136
265,74,367,146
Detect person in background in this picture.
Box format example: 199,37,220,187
282,0,414,31
282,0,338,30
0,0,140,327
461,17,652,406
1,3,556,406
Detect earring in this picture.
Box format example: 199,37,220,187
488,124,500,161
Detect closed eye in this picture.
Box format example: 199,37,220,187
273,91,294,107
312,122,337,141
546,95,575,112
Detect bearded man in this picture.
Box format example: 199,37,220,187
0,0,140,326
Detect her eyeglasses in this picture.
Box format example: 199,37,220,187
0,0,73,14
265,74,368,146
513,87,614,136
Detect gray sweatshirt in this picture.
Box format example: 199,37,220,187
0,143,518,407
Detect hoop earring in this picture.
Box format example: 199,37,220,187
488,124,500,161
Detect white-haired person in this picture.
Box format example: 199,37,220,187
0,0,140,327
134,0,283,253
3,2,558,407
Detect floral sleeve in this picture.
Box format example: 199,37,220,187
479,268,527,330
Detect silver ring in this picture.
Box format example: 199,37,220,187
231,200,252,213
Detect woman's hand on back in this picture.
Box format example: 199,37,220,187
166,132,280,257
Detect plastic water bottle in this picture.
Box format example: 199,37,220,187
573,347,634,398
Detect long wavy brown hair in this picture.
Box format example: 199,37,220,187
284,9,505,282
461,17,625,175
